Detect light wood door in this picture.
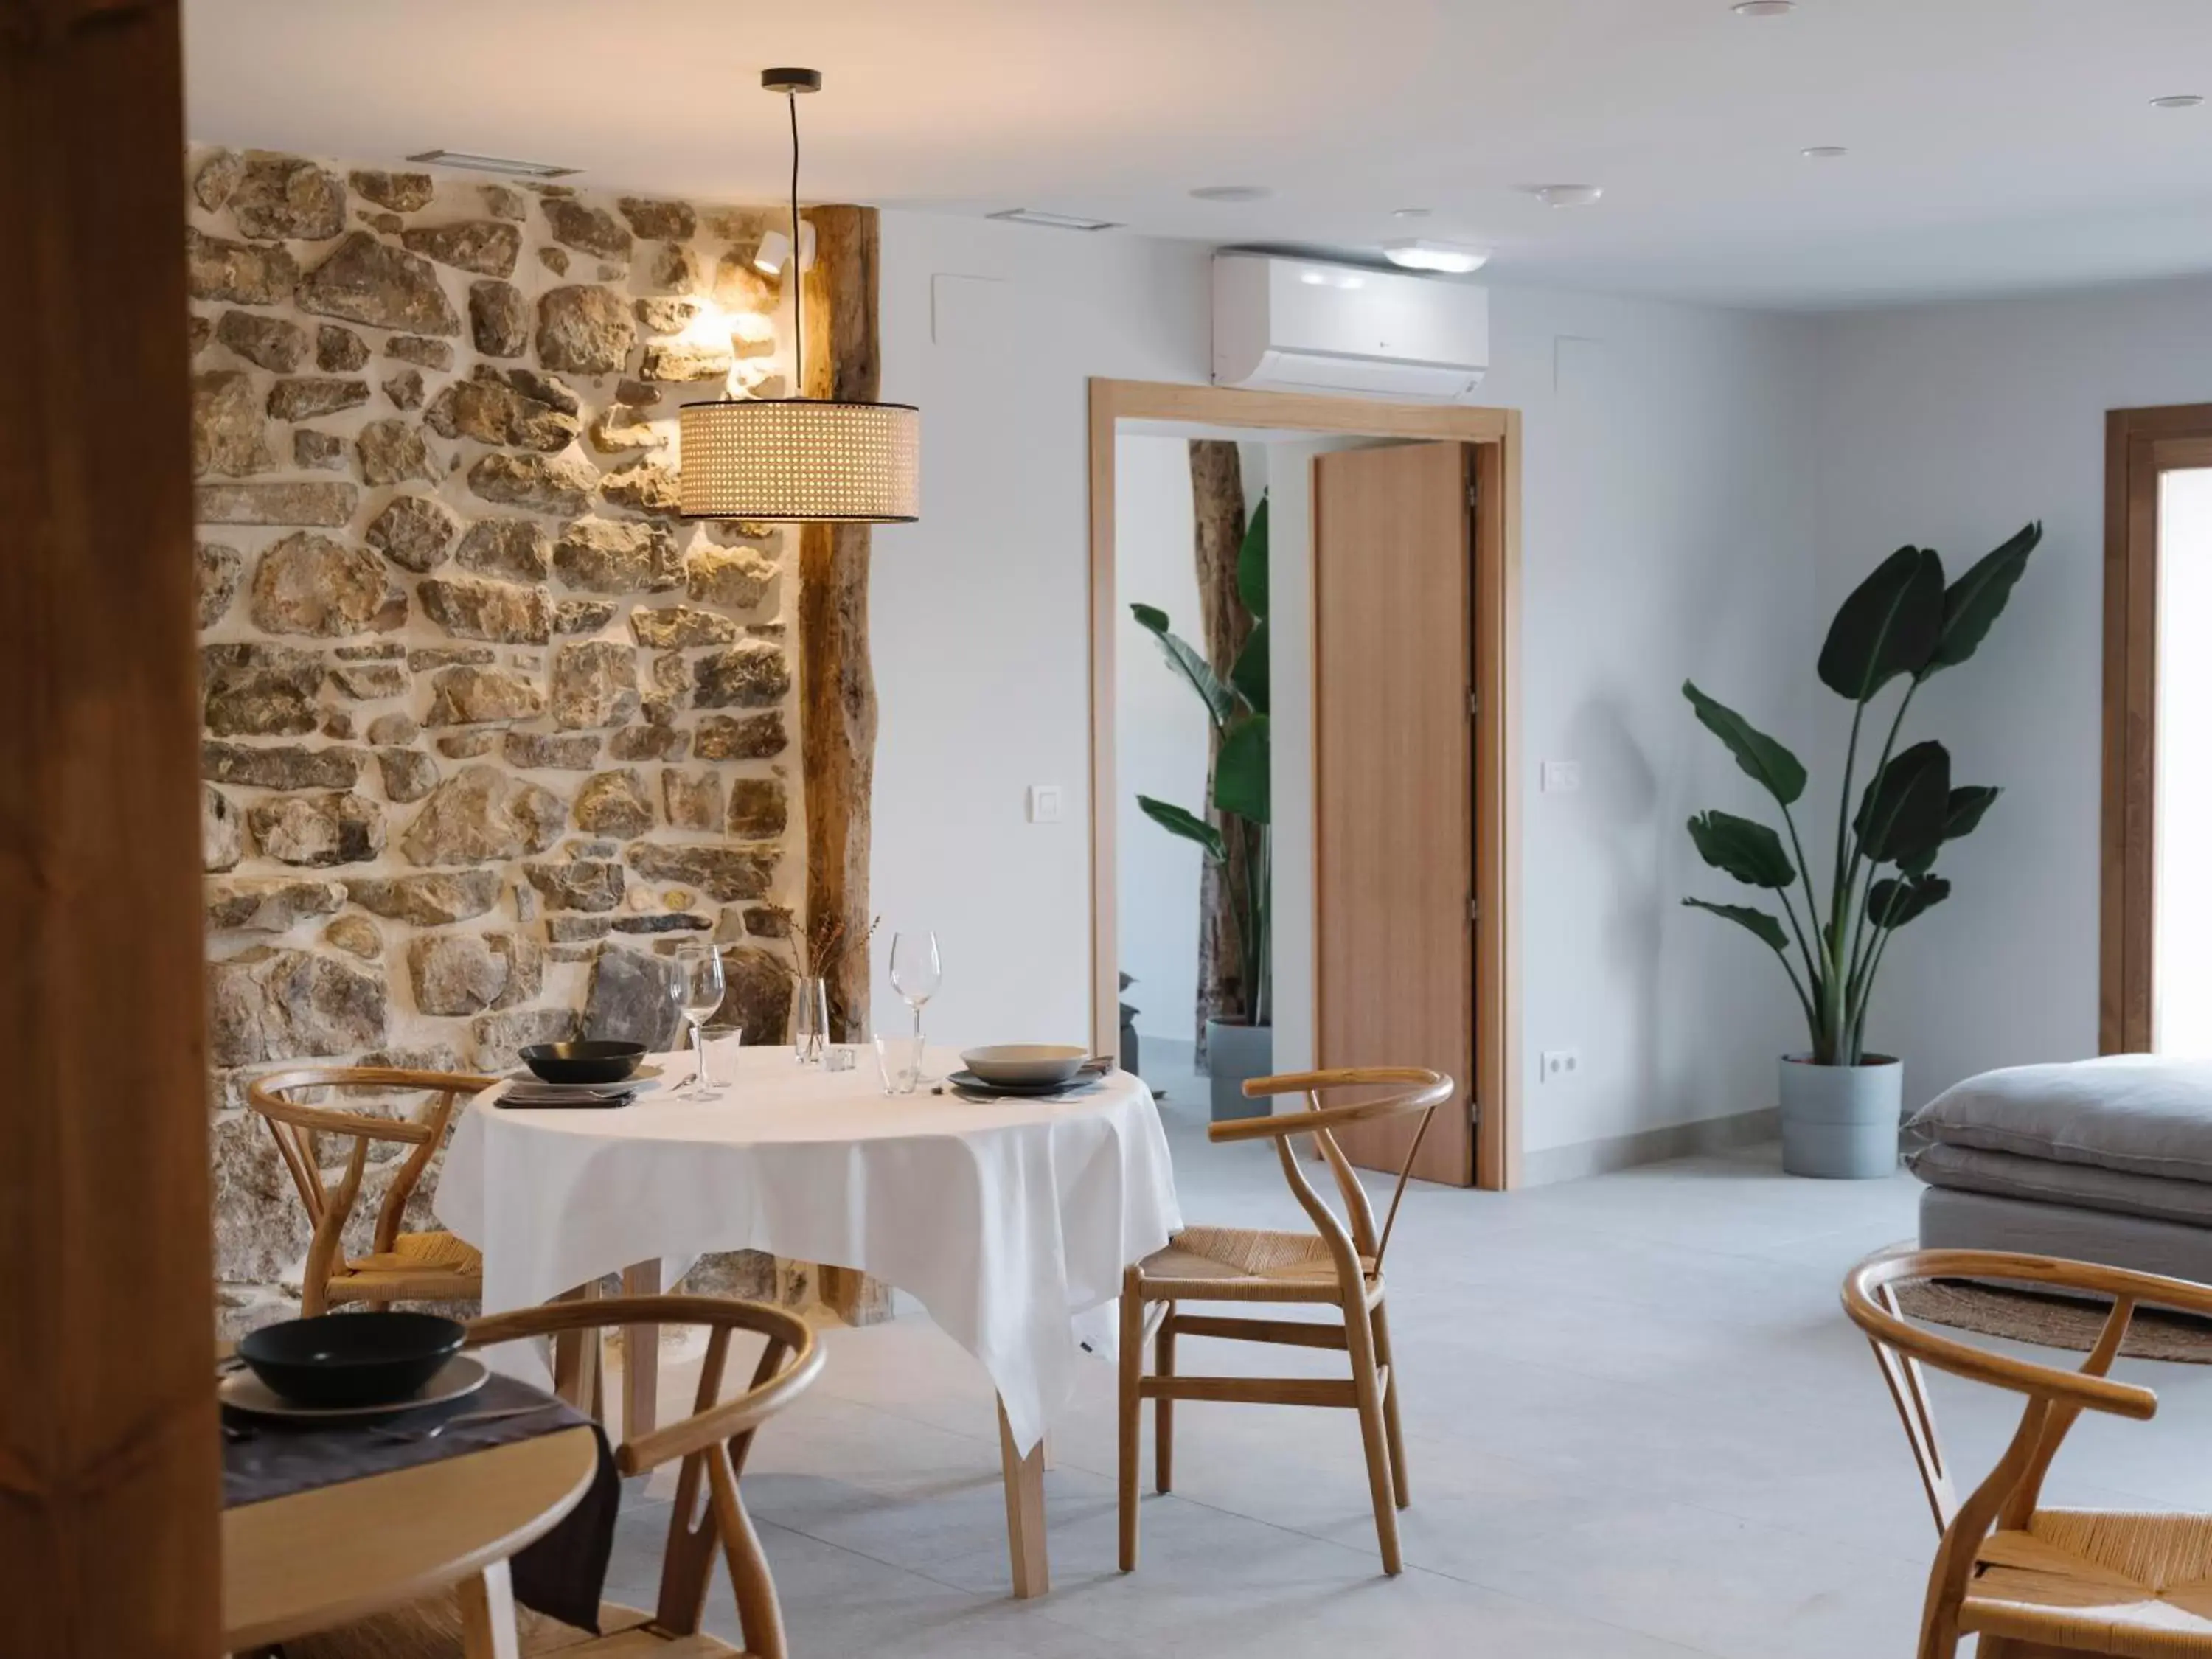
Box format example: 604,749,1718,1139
1313,442,1475,1186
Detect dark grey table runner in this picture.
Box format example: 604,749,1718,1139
223,1372,619,1632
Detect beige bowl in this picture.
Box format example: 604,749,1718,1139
960,1045,1089,1088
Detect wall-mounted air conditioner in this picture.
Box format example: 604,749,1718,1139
1211,251,1489,402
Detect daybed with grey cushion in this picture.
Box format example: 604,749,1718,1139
1907,1056,2212,1287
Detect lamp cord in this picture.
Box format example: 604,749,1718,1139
787,89,804,397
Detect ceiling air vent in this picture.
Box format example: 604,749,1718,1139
987,208,1121,232
405,149,579,180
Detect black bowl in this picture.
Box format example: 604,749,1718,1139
520,1040,646,1085
237,1312,465,1409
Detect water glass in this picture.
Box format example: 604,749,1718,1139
872,1030,923,1096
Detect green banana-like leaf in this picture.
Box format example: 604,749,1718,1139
1924,523,2040,677
1130,602,1240,727
1213,715,1271,824
1238,494,1270,622
1944,784,2000,839
1136,795,1226,862
1867,873,1952,930
1854,740,1952,867
1683,680,1807,806
1683,897,1790,953
1231,619,1270,716
1686,810,1797,889
1900,784,2000,875
1818,546,1946,703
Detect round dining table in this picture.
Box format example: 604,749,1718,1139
223,1425,600,1654
434,1043,1183,1596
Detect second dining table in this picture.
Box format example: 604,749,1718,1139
434,1040,1183,1596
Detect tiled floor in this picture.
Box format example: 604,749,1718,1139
602,1087,2212,1658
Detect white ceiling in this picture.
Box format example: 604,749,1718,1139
185,0,2212,310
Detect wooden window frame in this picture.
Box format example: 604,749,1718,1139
1086,379,1523,1189
2101,404,2212,1052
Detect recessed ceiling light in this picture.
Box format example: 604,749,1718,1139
1382,238,1490,274
1732,1,1795,14
1801,145,1848,159
2151,94,2205,109
1392,206,1433,219
404,148,578,179
1529,184,1604,208
1190,184,1273,202
986,207,1122,232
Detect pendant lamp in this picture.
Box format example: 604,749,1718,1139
680,69,919,523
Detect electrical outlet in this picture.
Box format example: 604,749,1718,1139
1541,1048,1580,1082
1026,784,1064,824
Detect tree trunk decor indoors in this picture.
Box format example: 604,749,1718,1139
1133,470,1272,1119
1188,439,1254,1060
1682,523,2041,1178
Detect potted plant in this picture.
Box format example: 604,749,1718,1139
1132,496,1271,1119
1683,523,2039,1178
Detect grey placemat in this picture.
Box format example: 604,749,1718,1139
222,1372,619,1632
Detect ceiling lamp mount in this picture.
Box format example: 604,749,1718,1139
1382,238,1490,274
680,66,920,524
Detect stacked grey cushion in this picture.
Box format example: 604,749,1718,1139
1907,1057,2212,1287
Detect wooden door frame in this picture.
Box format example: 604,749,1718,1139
1087,379,1523,1189
2101,403,2212,1053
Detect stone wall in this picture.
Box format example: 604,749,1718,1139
188,147,804,1329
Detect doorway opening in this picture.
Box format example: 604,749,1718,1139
1089,380,1521,1189
2102,403,2212,1052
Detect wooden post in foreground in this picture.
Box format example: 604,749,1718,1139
0,1,222,1651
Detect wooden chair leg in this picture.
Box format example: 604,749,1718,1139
456,1559,521,1659
1371,1298,1408,1509
551,1281,602,1416
1155,1301,1176,1495
1343,1296,1402,1574
1119,1267,1142,1573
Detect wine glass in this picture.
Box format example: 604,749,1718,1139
888,931,942,1083
669,942,726,1100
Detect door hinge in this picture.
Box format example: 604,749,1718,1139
1468,897,1479,922
1468,689,1479,716
1467,482,1480,509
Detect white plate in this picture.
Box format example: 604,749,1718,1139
219,1353,489,1422
504,1063,664,1092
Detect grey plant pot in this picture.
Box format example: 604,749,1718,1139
1206,1019,1274,1121
1780,1053,1902,1179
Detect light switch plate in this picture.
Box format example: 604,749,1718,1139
1540,759,1582,794
1027,785,1064,824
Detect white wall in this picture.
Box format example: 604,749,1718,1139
869,213,1209,1049
1113,434,1206,1043
1812,275,2212,1106
872,211,1824,1161
1479,287,1822,1155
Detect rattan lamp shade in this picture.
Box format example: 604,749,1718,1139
679,397,919,523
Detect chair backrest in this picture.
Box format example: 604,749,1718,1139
1211,1068,1454,1284
465,1293,822,1659
246,1067,497,1312
1841,1248,2210,1658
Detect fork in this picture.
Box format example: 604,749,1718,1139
368,1402,557,1443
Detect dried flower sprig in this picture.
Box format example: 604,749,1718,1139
762,903,880,981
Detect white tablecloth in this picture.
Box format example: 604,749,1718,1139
434,1043,1183,1450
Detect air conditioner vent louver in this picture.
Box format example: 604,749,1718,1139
1211,254,1488,403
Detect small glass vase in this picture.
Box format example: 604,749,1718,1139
793,975,830,1065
